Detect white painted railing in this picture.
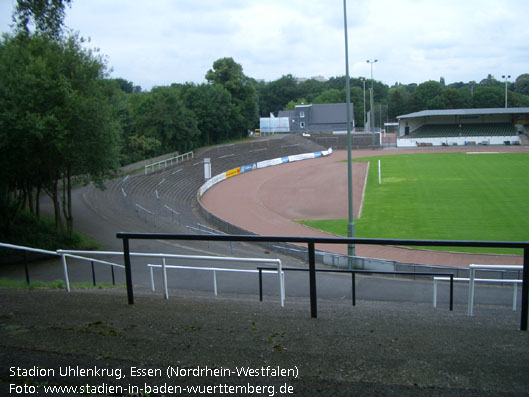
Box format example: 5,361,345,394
468,264,523,316
56,250,285,306
144,151,193,174
0,242,58,256
57,250,124,292
433,277,521,311
148,264,285,305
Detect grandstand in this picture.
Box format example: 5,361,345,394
87,134,328,236
396,108,529,147
412,123,516,138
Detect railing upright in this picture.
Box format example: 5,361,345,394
522,247,529,330
123,238,134,304
308,242,317,318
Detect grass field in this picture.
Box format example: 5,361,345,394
298,152,529,254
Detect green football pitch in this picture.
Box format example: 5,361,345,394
298,152,529,254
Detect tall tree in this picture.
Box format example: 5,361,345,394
314,89,344,104
12,0,72,39
472,86,504,108
387,86,409,119
408,81,445,112
133,86,199,154
183,83,237,145
257,74,300,117
0,32,121,236
206,57,258,136
514,74,529,96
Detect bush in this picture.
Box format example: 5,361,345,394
1,210,101,253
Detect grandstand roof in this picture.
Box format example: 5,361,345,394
397,107,529,120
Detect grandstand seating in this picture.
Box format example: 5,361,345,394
88,134,328,234
411,123,516,138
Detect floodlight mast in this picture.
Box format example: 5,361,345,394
502,75,511,108
343,0,355,262
367,59,378,147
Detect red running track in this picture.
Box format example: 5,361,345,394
201,147,528,267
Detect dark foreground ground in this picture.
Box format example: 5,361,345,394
1,287,528,397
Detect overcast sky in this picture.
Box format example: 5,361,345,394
1,0,528,90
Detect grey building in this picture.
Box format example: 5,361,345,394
278,103,354,132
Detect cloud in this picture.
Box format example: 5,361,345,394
1,0,528,89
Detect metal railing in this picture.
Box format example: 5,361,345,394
468,264,523,316
58,250,285,306
144,151,193,174
57,250,124,291
434,276,521,311
116,233,529,331
258,266,455,310
148,263,284,303
0,242,59,285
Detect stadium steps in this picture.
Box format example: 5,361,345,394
95,134,328,232
519,133,529,146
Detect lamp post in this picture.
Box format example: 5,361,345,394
343,0,355,262
367,59,378,147
361,77,366,128
502,75,511,108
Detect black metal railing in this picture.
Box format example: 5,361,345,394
116,233,529,331
257,266,455,310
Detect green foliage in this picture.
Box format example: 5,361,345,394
133,86,199,154
0,209,101,251
206,57,259,134
0,31,121,236
408,81,445,112
12,0,72,39
314,89,344,104
258,74,303,116
183,83,237,145
284,98,308,111
387,86,408,119
0,278,123,290
472,86,504,108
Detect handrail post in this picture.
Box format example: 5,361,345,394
352,272,356,306
162,257,168,299
467,267,475,316
308,242,317,318
259,268,263,302
521,247,528,331
278,260,285,307
24,250,30,285
60,253,71,293
433,278,437,308
449,274,453,311
513,283,518,311
150,266,155,292
213,270,218,296
91,261,96,286
122,238,134,304
111,265,115,285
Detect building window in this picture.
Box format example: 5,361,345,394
300,121,305,128
300,111,305,118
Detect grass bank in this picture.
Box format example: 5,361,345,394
0,277,123,290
